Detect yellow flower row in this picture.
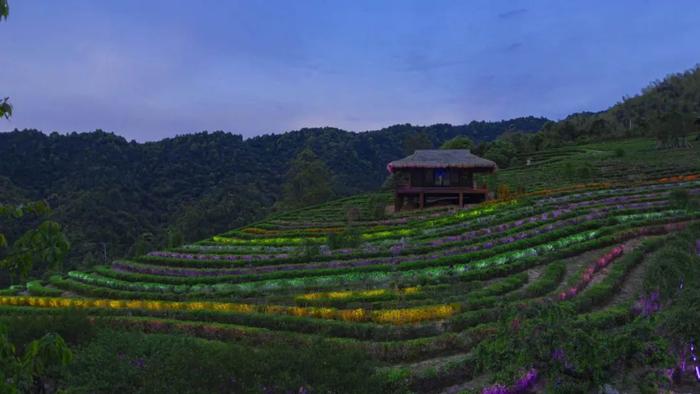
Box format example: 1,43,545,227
296,286,420,301
0,296,256,314
255,303,457,324
373,304,458,325
0,296,457,325
211,235,322,245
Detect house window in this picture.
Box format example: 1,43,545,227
434,169,449,186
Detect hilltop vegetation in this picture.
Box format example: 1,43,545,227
535,65,700,147
0,118,546,274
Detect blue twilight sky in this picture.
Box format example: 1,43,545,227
1,1,699,141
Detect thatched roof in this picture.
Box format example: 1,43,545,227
387,150,497,173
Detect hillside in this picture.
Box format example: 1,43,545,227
0,118,546,269
538,65,700,145
2,135,700,392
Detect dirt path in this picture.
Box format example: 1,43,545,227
586,237,645,289
594,239,658,310
554,246,608,294
553,237,647,297
526,265,544,282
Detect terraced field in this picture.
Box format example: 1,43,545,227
2,165,700,391
501,134,700,191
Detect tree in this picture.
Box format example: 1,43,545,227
1,221,70,282
366,194,387,220
166,228,185,248
279,148,334,210
655,111,694,149
129,232,154,257
440,136,474,150
0,97,11,119
0,201,51,252
0,327,72,393
483,139,516,169
402,132,433,155
1,1,10,119
1,201,68,283
26,221,70,273
0,0,7,20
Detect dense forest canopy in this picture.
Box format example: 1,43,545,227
0,118,546,273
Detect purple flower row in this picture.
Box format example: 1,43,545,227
538,182,700,206
634,290,661,317
391,199,649,262
114,200,666,278
147,251,290,262
482,368,538,394
422,190,678,249
126,194,672,279
165,189,684,264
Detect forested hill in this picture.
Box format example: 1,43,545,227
538,65,700,145
0,117,546,266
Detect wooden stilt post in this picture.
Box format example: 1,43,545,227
395,194,401,212
459,192,463,208
419,192,424,209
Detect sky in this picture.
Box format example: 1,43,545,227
1,0,699,142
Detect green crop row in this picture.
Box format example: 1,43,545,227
79,213,695,301
26,280,63,297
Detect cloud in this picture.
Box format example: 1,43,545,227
498,8,528,19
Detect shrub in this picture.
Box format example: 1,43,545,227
473,303,620,391
326,227,362,250
669,189,690,209
496,184,511,200
0,325,72,393
642,245,699,300
576,165,592,180
367,195,387,220
299,238,320,259
27,280,62,297
345,204,361,223
1,309,95,347
67,330,384,393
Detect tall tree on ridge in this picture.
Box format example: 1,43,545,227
403,131,433,155
440,136,475,150
280,148,334,210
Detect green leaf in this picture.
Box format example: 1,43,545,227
0,97,12,119
0,0,8,20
